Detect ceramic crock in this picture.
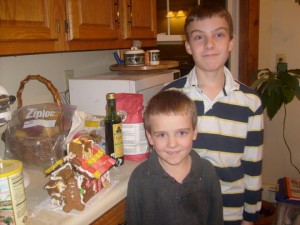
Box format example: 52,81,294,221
124,49,145,66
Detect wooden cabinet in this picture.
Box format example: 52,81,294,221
65,0,157,51
90,198,126,225
120,0,156,40
65,0,119,41
0,0,65,54
0,0,157,56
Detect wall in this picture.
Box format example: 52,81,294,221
259,0,300,186
0,50,116,158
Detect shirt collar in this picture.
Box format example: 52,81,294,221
185,66,240,93
146,150,202,181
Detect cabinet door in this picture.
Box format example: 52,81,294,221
121,0,157,40
65,0,118,41
90,199,126,225
0,0,65,55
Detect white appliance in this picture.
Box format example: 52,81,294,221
0,84,16,126
69,69,180,115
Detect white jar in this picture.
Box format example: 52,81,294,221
149,49,160,65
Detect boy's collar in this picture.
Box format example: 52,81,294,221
187,66,240,92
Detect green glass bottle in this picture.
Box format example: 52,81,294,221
104,93,124,166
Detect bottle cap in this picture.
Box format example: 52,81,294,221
106,93,116,99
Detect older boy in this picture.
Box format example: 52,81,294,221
162,3,264,225
126,90,223,225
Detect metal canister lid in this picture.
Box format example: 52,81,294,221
0,160,23,178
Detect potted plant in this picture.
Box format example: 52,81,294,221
251,66,300,225
251,66,300,120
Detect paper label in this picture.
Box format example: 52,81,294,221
122,123,148,155
112,123,124,158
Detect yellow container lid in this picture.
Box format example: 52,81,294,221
0,160,23,178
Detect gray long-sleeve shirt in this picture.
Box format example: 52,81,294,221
126,150,223,225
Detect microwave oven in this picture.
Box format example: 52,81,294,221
69,69,180,115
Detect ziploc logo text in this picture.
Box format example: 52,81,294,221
25,108,56,119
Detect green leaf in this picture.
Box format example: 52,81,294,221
295,85,300,100
281,87,295,103
278,71,298,103
288,69,300,75
250,67,300,120
266,89,283,120
251,77,267,91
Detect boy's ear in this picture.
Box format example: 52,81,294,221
229,37,234,52
146,131,154,145
185,40,192,55
193,126,198,140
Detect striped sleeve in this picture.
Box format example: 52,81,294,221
242,94,264,221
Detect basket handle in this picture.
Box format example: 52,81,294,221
17,75,62,108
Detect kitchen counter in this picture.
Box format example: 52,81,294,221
24,160,140,225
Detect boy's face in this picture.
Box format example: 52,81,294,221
185,16,234,73
146,113,197,169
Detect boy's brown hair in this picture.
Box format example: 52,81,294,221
143,90,198,132
184,2,233,41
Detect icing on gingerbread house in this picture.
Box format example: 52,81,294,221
44,141,116,213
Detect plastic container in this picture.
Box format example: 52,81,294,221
275,178,300,225
0,160,28,225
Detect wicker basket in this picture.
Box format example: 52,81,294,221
5,75,66,168
16,74,61,108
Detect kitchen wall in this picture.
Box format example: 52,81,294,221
0,50,116,157
259,0,300,186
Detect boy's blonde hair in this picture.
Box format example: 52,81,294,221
143,90,198,132
184,2,234,41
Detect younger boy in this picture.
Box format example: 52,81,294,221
162,3,264,225
125,90,223,225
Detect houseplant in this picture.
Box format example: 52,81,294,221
251,66,300,120
251,66,300,225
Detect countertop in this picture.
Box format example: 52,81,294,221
24,160,140,225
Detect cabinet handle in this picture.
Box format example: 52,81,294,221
55,19,60,33
114,0,120,28
128,0,133,29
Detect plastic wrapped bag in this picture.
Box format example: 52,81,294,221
65,110,105,152
4,103,76,168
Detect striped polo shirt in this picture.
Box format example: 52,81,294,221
163,66,264,224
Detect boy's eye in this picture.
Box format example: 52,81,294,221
178,130,188,136
156,133,166,138
216,32,225,38
194,34,205,41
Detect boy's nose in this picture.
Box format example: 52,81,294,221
205,37,215,49
167,136,177,147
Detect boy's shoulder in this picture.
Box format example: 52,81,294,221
131,159,149,175
190,150,215,171
130,152,159,177
236,80,260,96
162,76,188,91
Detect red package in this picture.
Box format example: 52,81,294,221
116,93,149,161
